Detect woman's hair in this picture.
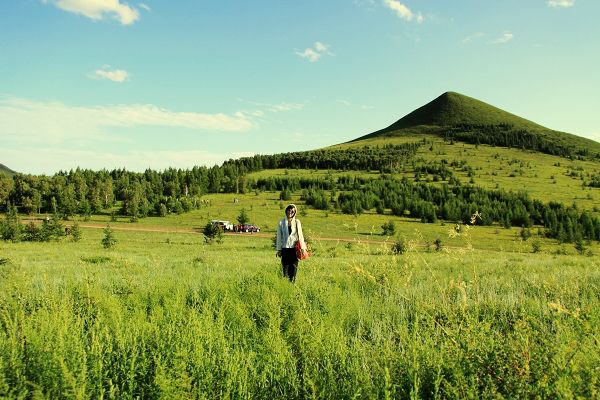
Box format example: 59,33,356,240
285,204,297,216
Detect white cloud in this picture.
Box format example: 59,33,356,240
138,3,151,12
0,97,255,144
237,98,305,114
268,103,304,112
296,48,322,63
42,0,140,25
547,0,575,8
463,32,485,44
491,31,514,44
91,65,130,83
382,0,423,23
296,42,334,63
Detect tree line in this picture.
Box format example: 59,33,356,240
443,124,599,159
0,144,421,219
222,143,421,172
302,176,600,243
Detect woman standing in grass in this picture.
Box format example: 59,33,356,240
276,204,307,283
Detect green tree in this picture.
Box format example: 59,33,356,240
102,225,116,249
381,221,396,236
0,203,22,242
237,208,249,225
79,199,92,221
392,237,407,255
279,188,292,201
71,223,82,242
203,222,223,244
574,238,585,255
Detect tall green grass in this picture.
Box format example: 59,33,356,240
0,228,598,398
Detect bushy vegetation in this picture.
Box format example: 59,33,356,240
202,222,223,244
0,230,598,398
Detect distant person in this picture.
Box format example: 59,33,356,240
276,204,307,283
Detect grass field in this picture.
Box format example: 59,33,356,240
23,189,599,255
1,214,599,398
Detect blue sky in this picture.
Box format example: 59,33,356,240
1,0,599,174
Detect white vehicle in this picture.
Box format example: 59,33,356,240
210,220,234,231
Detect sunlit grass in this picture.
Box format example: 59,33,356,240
0,225,599,398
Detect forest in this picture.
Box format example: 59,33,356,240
1,142,599,244
442,123,599,159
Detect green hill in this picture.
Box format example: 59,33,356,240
0,163,16,178
353,92,600,159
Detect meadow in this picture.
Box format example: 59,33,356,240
1,209,599,398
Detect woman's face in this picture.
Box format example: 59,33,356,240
286,208,295,218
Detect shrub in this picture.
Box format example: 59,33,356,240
102,225,116,249
0,204,22,242
237,208,249,225
392,237,407,254
520,227,532,241
203,222,223,244
279,189,292,201
381,221,396,236
574,238,585,255
71,223,82,242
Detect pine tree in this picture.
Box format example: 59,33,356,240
71,223,82,242
237,208,249,225
102,225,116,249
0,203,22,242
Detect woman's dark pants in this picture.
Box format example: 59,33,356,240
281,248,298,283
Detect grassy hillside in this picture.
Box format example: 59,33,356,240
327,137,600,212
352,92,600,158
0,163,16,178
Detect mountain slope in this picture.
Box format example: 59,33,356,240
0,163,16,178
353,92,600,158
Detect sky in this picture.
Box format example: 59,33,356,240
1,0,599,175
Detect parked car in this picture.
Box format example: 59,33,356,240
234,224,260,233
210,220,233,231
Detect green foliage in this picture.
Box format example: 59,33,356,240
0,203,21,241
71,223,82,242
392,237,407,254
203,222,223,244
574,238,586,255
102,225,116,249
279,188,292,201
303,188,330,210
237,208,249,225
381,220,396,236
520,227,532,241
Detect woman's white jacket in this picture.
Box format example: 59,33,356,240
276,217,306,251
